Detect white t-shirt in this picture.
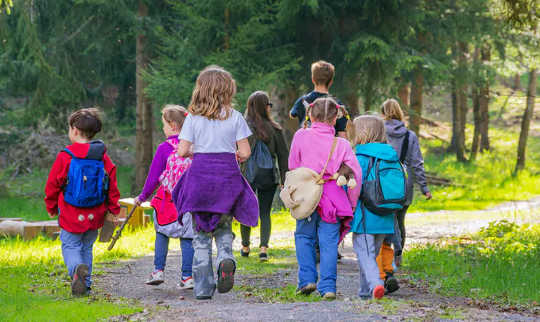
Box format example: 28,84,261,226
180,109,252,153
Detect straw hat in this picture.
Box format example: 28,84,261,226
279,167,323,220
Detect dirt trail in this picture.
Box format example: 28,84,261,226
96,202,540,321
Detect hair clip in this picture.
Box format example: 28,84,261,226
309,103,315,108
184,112,188,117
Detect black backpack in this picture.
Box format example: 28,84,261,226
244,140,276,189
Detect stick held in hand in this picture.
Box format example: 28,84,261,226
107,205,138,251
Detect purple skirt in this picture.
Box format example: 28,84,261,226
172,153,259,232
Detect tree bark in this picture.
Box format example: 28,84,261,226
269,86,300,145
479,46,490,151
409,67,423,135
449,79,457,152
135,0,153,192
515,68,537,173
397,81,410,109
471,47,481,160
453,42,468,162
513,73,521,91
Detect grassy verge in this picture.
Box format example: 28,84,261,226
0,225,156,321
410,126,540,212
405,221,540,307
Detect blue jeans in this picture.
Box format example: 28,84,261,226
154,232,194,278
60,229,98,288
295,212,340,295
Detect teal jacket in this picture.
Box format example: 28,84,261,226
351,143,397,234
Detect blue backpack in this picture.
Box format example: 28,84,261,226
360,156,407,216
62,148,109,208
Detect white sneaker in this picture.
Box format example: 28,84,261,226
145,270,164,285
178,276,194,289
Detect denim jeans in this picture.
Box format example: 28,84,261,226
192,215,234,298
295,212,340,295
60,229,98,288
353,233,385,297
154,232,194,278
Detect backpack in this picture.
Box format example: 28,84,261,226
359,155,407,216
62,148,109,208
159,137,192,193
244,140,276,189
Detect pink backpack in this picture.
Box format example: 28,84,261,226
151,137,191,226
159,137,192,193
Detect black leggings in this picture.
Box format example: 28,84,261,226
241,185,277,248
396,205,409,249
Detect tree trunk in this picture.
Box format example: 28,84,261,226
515,68,537,173
135,0,153,192
513,73,521,91
454,42,468,162
449,80,457,152
479,46,490,151
397,81,410,109
269,86,300,145
471,47,480,160
343,89,360,118
409,68,423,135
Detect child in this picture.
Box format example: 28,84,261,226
134,105,195,289
45,108,120,296
172,66,259,300
289,60,349,138
288,97,361,300
350,115,398,300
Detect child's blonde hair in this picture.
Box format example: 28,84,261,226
311,60,335,87
381,98,404,121
352,115,387,145
189,65,236,120
162,104,188,131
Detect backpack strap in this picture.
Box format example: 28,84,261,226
400,131,410,163
316,137,338,184
62,148,75,159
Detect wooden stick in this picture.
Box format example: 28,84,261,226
107,206,138,251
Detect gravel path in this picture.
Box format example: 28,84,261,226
95,200,540,321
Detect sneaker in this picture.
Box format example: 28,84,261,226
71,264,89,296
372,285,384,299
196,295,212,300
259,252,268,261
145,270,164,285
217,259,235,293
296,283,317,295
178,276,194,289
384,272,400,294
240,247,250,257
322,292,336,300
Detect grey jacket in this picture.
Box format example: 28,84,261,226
385,119,430,205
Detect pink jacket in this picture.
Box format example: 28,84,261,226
288,122,362,240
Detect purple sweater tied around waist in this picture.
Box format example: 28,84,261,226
172,152,259,232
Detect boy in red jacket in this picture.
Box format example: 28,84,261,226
44,108,120,296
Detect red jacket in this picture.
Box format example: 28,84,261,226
44,141,121,233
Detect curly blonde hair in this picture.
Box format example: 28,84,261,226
352,115,386,145
189,65,236,120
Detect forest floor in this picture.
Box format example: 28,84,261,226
94,200,540,321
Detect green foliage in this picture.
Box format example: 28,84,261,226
406,222,540,305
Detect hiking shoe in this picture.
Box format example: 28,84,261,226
384,273,400,294
322,292,336,300
178,276,194,289
259,252,268,262
296,283,317,295
196,295,212,300
240,247,250,257
372,285,384,299
71,264,89,296
145,270,164,285
217,259,235,293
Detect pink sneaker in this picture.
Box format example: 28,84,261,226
373,285,384,299
178,276,194,289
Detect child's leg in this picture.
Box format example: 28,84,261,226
376,241,395,280
192,228,215,298
180,238,194,278
80,230,98,288
294,212,319,289
60,229,84,280
317,217,340,296
396,206,409,249
240,224,251,248
258,185,276,249
353,233,385,297
154,232,170,271
214,215,235,293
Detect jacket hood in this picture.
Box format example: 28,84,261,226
65,140,106,159
385,119,408,138
355,143,399,161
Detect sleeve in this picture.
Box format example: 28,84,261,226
408,132,430,194
289,97,304,118
44,153,67,215
103,154,121,215
274,129,290,184
138,142,174,201
179,114,194,143
342,144,362,208
335,116,348,133
288,132,302,170
235,113,252,141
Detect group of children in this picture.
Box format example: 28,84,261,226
45,60,429,301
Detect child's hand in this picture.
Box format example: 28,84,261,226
424,191,432,200
134,197,142,206
48,212,57,219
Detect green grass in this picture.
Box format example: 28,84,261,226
0,226,156,321
410,126,540,212
405,221,540,306
236,284,323,303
